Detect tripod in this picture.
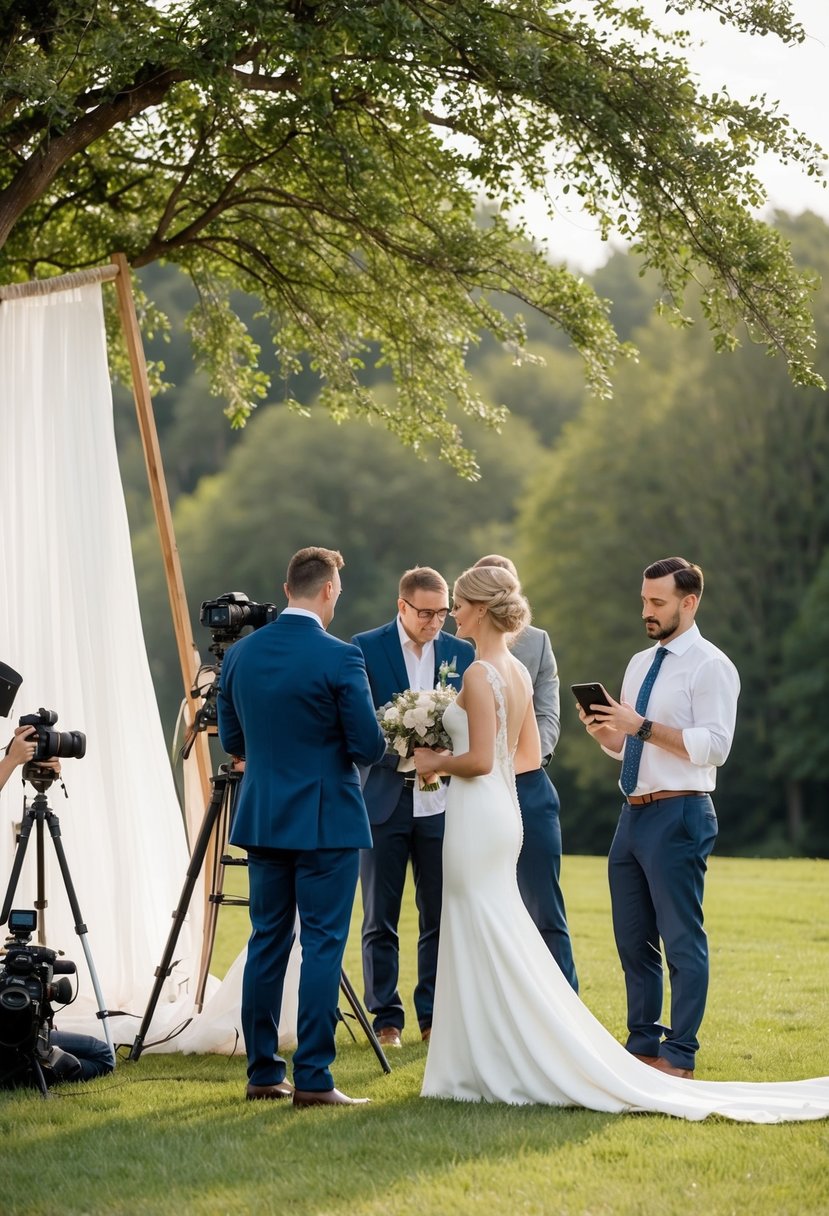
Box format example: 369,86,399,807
0,769,115,1067
129,763,391,1072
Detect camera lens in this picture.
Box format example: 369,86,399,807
34,728,86,760
49,977,74,1005
0,987,32,1012
54,730,86,760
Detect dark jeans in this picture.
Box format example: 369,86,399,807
50,1030,115,1082
608,793,718,1070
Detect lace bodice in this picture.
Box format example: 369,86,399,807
476,660,512,770
443,661,520,811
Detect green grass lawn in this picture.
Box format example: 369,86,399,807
2,855,828,1215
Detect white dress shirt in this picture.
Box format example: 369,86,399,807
396,616,447,818
605,623,740,796
280,607,322,625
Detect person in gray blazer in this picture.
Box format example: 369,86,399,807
473,556,578,990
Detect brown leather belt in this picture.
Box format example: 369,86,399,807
626,790,701,806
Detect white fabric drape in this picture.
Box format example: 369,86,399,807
0,282,300,1054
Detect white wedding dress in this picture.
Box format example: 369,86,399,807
421,661,829,1123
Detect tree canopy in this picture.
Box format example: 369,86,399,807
1,0,825,472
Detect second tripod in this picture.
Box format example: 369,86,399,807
129,766,390,1072
0,768,114,1087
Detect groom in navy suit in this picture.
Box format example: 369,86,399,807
352,566,475,1047
218,547,386,1107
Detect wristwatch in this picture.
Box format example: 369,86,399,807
635,719,653,742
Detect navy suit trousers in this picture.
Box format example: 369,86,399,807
608,793,718,1070
515,768,578,992
243,846,359,1091
360,786,444,1032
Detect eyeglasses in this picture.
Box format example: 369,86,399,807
401,598,449,623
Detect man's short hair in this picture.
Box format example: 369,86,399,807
473,554,518,578
398,566,448,599
644,556,704,599
286,547,344,598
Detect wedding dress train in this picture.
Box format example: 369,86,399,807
421,661,829,1123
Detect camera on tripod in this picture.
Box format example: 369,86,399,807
181,593,277,758
17,708,86,790
0,909,75,1063
18,708,86,762
199,592,278,642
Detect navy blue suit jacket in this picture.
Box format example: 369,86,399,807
351,620,475,825
218,613,386,851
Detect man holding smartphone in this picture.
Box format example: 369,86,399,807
577,556,739,1079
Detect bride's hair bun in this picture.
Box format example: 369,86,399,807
454,565,531,635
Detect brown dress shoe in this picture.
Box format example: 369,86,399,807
421,1027,431,1042
376,1027,402,1048
292,1087,371,1108
632,1053,660,1066
651,1056,694,1079
246,1080,294,1101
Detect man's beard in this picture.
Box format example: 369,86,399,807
645,611,680,641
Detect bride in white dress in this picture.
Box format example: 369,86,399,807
412,565,829,1123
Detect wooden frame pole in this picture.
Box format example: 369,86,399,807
110,253,213,835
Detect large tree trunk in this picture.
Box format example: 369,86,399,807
0,70,186,250
785,778,804,847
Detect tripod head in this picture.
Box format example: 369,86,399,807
21,762,60,795
180,652,221,761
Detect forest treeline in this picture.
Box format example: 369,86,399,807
116,211,829,857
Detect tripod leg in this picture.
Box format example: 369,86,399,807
339,968,391,1074
0,807,35,926
35,811,47,943
193,773,238,1010
128,775,229,1061
44,815,115,1059
31,1055,50,1098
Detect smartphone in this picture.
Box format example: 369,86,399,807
570,682,612,715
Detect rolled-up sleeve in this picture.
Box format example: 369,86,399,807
682,656,740,768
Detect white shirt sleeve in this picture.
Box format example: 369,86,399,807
681,654,740,768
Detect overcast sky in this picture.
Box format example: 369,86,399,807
514,0,829,270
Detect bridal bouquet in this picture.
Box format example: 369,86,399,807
377,683,458,792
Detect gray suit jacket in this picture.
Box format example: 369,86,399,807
510,624,561,761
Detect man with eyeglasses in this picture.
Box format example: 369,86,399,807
352,567,475,1048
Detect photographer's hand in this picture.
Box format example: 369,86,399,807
0,726,37,792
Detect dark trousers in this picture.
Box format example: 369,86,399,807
243,846,359,1091
360,787,444,1032
608,794,718,1070
515,768,579,992
51,1030,115,1081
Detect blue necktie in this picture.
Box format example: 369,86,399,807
620,646,669,795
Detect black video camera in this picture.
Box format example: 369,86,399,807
181,593,277,758
18,708,86,762
199,592,278,641
0,909,75,1067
